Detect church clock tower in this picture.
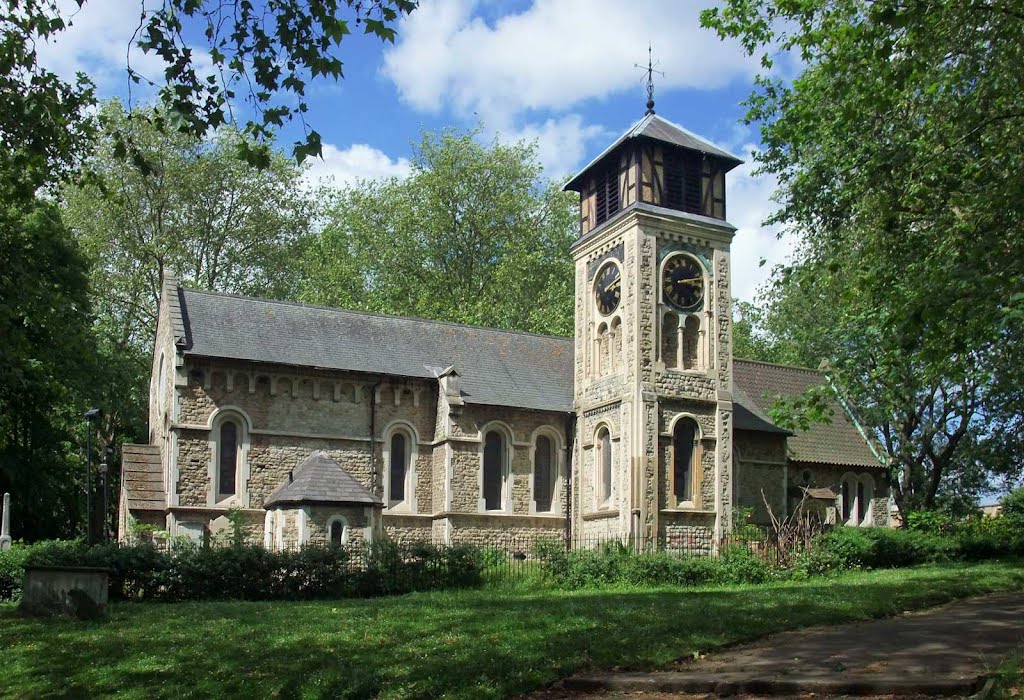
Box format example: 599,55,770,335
565,107,743,549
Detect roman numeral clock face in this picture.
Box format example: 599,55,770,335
594,262,621,315
662,254,705,311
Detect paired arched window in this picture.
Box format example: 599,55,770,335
672,418,700,506
596,427,612,508
217,419,239,498
533,435,556,513
482,430,508,511
662,313,704,370
840,473,875,526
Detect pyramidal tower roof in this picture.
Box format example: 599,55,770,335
564,113,743,192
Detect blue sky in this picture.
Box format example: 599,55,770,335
37,0,793,303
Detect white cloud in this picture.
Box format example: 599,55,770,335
304,143,411,187
35,1,210,98
726,145,795,304
497,114,606,180
383,0,757,122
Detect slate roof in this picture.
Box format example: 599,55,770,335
179,288,575,413
265,452,381,507
171,285,876,468
565,113,744,192
732,376,791,435
733,359,882,468
121,444,164,511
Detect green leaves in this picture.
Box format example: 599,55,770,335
299,126,576,337
710,0,1024,515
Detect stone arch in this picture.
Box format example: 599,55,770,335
478,421,514,513
682,315,701,369
609,315,623,372
325,514,350,546
593,422,614,510
382,419,419,512
529,426,565,515
208,407,252,508
662,310,680,368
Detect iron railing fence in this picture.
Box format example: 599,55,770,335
127,525,830,584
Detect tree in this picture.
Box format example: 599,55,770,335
300,127,578,336
703,0,1024,515
64,100,317,350
2,0,416,174
0,166,95,541
61,100,319,457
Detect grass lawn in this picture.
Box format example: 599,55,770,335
2,560,1022,699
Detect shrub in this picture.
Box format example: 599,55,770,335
1001,487,1024,524
0,543,31,601
809,527,956,571
718,545,775,584
5,538,483,603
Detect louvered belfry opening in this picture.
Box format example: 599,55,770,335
566,115,742,237
594,162,621,227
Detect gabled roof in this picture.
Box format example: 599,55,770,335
733,359,881,468
121,444,164,511
264,452,381,507
178,287,574,413
565,113,744,192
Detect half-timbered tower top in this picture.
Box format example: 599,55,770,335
564,114,744,239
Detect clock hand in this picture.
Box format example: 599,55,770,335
603,280,620,292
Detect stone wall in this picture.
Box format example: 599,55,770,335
735,429,789,524
443,514,566,550
659,511,716,554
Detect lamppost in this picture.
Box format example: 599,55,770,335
84,408,100,545
99,447,112,543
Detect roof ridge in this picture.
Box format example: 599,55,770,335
181,287,574,343
650,114,744,163
734,357,824,374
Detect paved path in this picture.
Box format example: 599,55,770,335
546,592,1024,698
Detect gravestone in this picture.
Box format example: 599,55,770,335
20,566,109,619
0,492,11,550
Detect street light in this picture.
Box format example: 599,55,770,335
84,408,100,545
99,447,113,544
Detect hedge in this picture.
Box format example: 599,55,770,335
0,539,483,603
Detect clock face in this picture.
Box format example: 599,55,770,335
594,262,621,316
662,254,705,310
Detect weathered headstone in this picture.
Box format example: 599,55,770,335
0,492,11,550
209,514,232,541
20,566,109,619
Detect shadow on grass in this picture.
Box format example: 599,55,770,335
1,562,1022,700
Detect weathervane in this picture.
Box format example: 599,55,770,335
635,44,664,116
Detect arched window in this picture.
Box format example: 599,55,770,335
389,432,408,506
662,313,679,368
157,353,166,401
217,420,239,498
483,430,507,511
858,476,874,525
841,480,853,522
595,323,609,376
672,418,699,505
610,317,622,372
327,516,349,546
597,427,612,508
682,316,701,370
533,435,555,513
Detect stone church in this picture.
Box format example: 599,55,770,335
118,110,889,550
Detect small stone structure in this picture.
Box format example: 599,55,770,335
20,566,110,619
0,492,11,550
